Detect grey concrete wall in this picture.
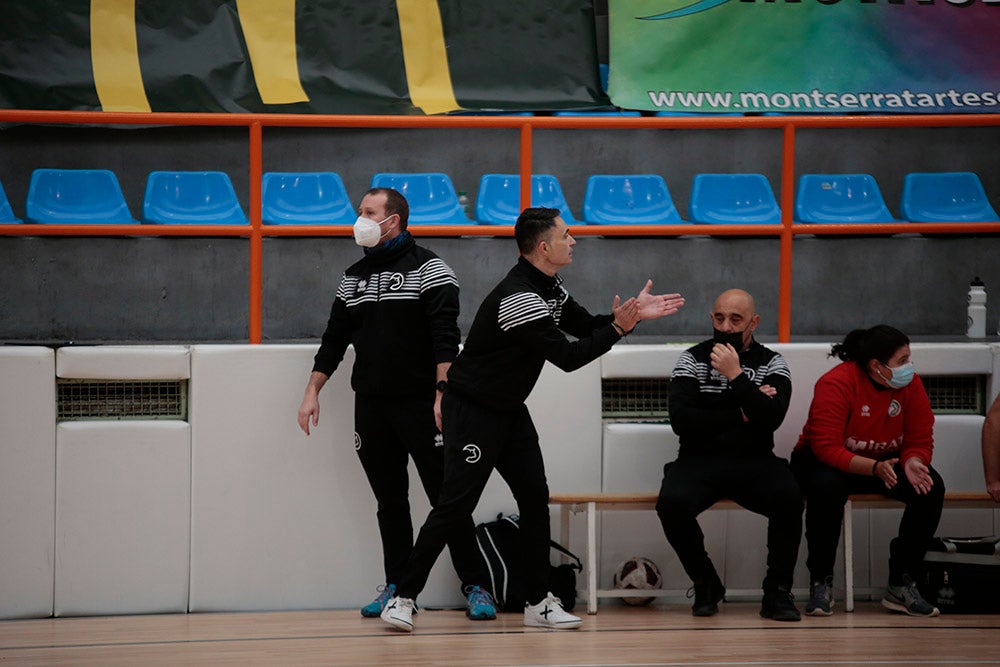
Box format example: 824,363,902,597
1,123,999,342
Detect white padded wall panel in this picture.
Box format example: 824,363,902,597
601,423,676,493
932,415,987,492
57,345,190,379
189,344,366,612
55,421,190,616
769,344,840,460
909,343,993,376
0,347,56,619
601,344,686,379
528,359,603,494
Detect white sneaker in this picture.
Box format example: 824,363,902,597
381,596,416,632
523,592,582,629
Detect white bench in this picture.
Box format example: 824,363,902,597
550,491,996,614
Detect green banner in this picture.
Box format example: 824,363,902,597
609,0,1000,114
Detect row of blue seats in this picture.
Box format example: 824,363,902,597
1,169,997,227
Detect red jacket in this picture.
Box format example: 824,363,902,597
794,361,934,472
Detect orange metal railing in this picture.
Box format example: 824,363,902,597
2,109,999,343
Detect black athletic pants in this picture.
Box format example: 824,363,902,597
396,392,551,605
355,393,484,590
655,453,803,591
791,447,944,586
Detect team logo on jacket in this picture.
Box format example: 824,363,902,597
888,400,901,417
389,272,405,290
353,432,362,451
356,279,367,294
861,404,870,417
434,433,444,448
463,444,481,463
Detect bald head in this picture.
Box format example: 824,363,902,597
713,289,756,316
711,289,760,351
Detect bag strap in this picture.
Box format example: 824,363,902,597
549,540,582,570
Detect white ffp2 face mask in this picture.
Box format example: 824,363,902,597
353,215,390,248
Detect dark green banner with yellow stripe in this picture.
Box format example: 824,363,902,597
0,0,606,115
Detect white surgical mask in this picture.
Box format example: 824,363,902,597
886,361,915,389
353,215,390,248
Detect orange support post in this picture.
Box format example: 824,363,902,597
519,122,533,214
249,121,263,344
778,123,796,343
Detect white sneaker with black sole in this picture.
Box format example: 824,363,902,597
381,596,416,632
523,592,582,629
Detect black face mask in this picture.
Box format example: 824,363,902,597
713,328,746,350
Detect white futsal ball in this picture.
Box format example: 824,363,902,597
612,556,663,606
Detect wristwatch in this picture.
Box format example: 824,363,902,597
436,380,448,392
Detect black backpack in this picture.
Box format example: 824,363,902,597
474,513,582,612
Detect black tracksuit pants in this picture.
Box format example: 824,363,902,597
791,447,944,586
355,393,484,590
396,392,551,605
656,452,803,592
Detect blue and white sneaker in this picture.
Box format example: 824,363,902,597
465,585,497,620
361,583,396,618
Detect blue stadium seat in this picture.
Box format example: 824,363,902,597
0,179,21,223
262,172,355,225
795,174,896,223
475,174,577,226
599,63,609,93
143,171,248,225
583,174,683,225
900,172,999,222
689,173,781,225
25,169,136,224
369,172,469,224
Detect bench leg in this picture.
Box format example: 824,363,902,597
559,504,570,556
587,501,597,614
844,499,854,612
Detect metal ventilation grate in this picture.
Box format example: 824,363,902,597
57,379,188,421
602,378,671,421
922,375,985,415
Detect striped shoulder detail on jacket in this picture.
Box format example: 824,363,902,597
419,257,459,291
498,292,551,331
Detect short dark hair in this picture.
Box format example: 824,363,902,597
363,187,409,230
514,207,561,255
830,324,910,366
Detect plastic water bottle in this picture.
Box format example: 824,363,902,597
458,191,470,218
967,277,986,338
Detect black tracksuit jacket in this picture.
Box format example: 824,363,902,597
448,257,620,410
311,234,459,397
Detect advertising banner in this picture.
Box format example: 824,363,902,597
609,0,1000,114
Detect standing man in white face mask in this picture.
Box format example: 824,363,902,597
297,187,496,621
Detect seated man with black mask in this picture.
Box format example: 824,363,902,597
655,289,803,622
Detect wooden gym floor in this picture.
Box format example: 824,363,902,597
1,601,998,666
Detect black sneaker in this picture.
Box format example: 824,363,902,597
881,576,940,617
805,578,834,616
688,577,726,617
760,586,801,622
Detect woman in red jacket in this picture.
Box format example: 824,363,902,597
792,325,944,618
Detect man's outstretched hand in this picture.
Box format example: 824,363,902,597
635,280,685,321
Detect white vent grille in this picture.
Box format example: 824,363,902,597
601,375,985,420
57,380,188,421
602,378,670,421
922,375,985,414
